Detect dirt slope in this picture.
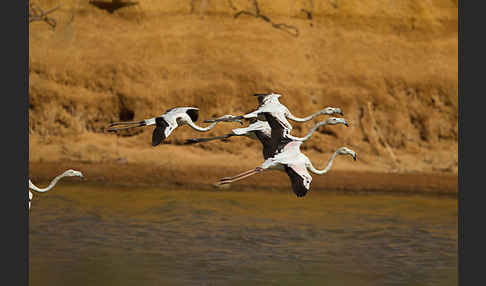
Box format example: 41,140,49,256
28,0,458,190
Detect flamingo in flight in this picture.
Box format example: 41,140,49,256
204,93,344,134
106,107,239,146
216,143,357,197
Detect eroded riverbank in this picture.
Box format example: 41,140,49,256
29,161,458,196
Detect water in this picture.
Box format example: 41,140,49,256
29,183,457,286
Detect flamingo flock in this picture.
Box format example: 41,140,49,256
28,92,357,209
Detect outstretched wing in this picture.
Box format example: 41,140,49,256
253,131,274,160
152,117,169,146
284,164,312,197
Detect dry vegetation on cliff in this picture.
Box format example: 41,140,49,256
28,0,458,191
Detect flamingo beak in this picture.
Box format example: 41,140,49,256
344,122,349,127
353,154,357,161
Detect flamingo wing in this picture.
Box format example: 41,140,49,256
284,164,312,197
152,117,170,146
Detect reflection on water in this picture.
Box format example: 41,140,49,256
30,183,457,286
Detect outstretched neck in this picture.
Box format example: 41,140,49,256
306,151,339,175
186,120,218,132
287,110,322,122
29,173,67,193
286,121,328,142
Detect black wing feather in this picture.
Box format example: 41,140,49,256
254,93,270,105
254,130,274,160
152,117,169,146
186,109,199,122
284,166,309,197
263,112,292,157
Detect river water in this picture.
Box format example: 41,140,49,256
29,183,457,286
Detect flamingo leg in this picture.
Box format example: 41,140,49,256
184,134,234,144
216,167,263,185
203,115,244,123
105,120,146,132
219,168,259,181
108,120,144,127
106,125,143,132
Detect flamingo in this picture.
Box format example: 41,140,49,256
29,169,84,210
106,107,239,146
216,144,357,197
203,93,344,132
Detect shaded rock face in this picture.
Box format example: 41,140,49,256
29,0,457,175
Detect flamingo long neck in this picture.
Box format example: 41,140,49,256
301,121,328,140
306,151,339,175
285,121,329,142
29,173,67,193
186,120,218,132
289,110,323,122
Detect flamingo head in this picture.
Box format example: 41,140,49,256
336,147,357,161
63,169,84,179
321,107,344,116
325,117,349,127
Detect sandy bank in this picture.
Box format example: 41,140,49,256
29,159,458,196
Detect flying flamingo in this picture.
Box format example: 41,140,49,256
106,107,239,146
29,169,84,210
216,144,357,197
203,93,343,133
185,117,349,160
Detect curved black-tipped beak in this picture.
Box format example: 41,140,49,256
344,122,349,127
353,154,357,161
